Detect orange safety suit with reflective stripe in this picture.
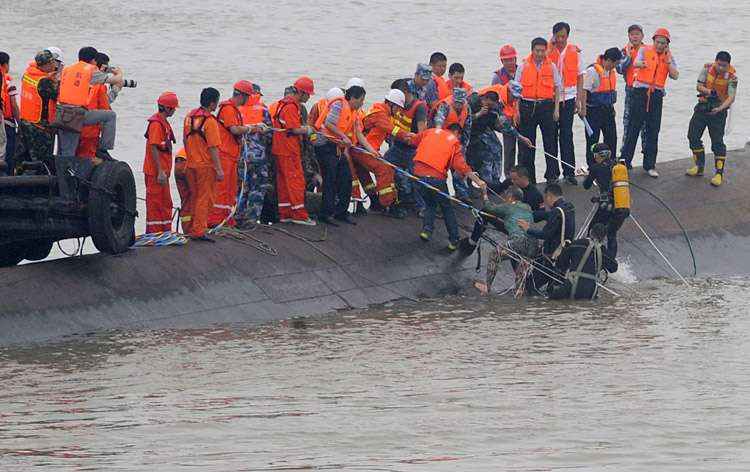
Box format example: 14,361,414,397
209,100,243,227
519,55,556,100
144,112,176,233
58,61,96,107
183,107,221,237
271,96,309,221
76,83,110,158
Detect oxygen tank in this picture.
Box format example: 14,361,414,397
611,161,631,210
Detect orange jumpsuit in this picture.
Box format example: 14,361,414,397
358,102,411,207
76,83,110,159
271,96,310,221
183,107,222,238
209,100,243,227
173,147,191,233
143,112,176,233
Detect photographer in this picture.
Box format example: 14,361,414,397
56,46,124,160
76,52,116,159
686,51,737,187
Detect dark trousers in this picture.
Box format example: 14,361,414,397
503,132,517,177
590,207,629,258
585,106,618,168
687,107,727,158
417,177,459,243
518,100,558,184
620,88,664,170
4,123,16,175
315,142,352,218
556,98,576,177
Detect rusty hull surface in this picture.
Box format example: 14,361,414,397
2,148,749,345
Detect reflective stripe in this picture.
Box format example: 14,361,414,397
364,183,376,191
391,126,401,137
278,202,291,207
612,181,629,188
212,204,234,210
147,220,173,225
180,216,192,222
378,185,396,195
291,203,305,210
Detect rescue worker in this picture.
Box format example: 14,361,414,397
617,24,646,159
143,91,179,234
271,76,317,226
582,143,630,260
413,125,487,250
470,186,538,295
309,87,343,134
491,45,520,176
386,78,429,218
56,47,124,160
547,22,584,185
236,83,273,226
409,63,432,102
579,48,623,168
547,223,618,300
489,165,544,210
183,87,224,241
358,88,412,210
620,28,679,178
174,147,190,232
432,87,472,201
447,63,473,94
686,51,737,186
424,52,449,107
518,183,576,293
315,82,379,225
209,80,262,227
16,50,60,166
467,86,533,187
76,52,116,160
515,37,562,185
1,52,19,173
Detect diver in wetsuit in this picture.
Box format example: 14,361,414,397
547,223,618,300
582,143,630,260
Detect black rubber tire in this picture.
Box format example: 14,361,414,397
23,240,54,261
87,161,136,255
0,242,27,267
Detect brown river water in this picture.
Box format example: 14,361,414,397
1,1,750,469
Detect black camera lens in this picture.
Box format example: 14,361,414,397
122,79,137,88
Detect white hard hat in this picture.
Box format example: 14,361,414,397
345,77,365,89
45,47,64,62
384,89,406,108
325,87,344,100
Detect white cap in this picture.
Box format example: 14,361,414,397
345,77,365,89
384,89,406,108
325,87,344,100
45,47,64,62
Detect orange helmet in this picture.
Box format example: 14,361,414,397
233,80,255,95
499,44,517,60
293,76,315,95
653,28,671,43
157,91,179,108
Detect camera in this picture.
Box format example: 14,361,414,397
122,79,137,88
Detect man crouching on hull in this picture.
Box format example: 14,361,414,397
547,223,618,300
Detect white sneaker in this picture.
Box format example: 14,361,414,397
291,218,317,226
279,218,293,223
647,169,659,178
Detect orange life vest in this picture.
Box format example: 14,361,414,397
587,64,617,107
1,74,12,119
19,62,55,124
548,43,580,88
520,55,555,100
183,107,215,142
316,97,358,144
446,80,473,95
433,75,451,101
413,128,461,175
622,43,642,87
144,112,176,175
393,99,426,134
702,63,737,102
480,84,516,119
239,95,266,125
433,96,469,129
634,45,671,89
58,61,96,107
363,101,399,150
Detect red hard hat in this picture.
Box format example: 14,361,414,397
293,76,315,95
499,44,517,60
653,27,671,43
233,80,255,95
157,91,179,108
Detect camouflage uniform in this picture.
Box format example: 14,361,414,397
14,77,57,171
235,108,273,224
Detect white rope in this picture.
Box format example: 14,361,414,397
629,214,690,286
